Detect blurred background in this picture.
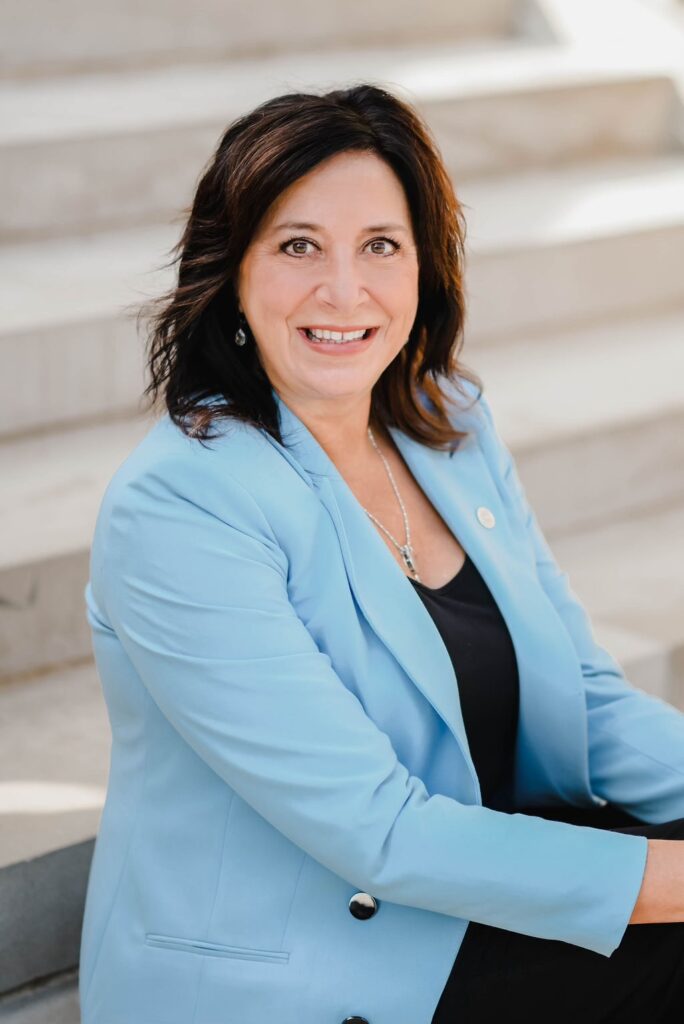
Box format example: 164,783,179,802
1,0,683,1018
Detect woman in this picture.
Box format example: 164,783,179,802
79,84,684,1023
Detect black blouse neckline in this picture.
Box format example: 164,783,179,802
408,553,471,596
405,548,520,810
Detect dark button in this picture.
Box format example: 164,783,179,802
342,1018,369,1024
348,892,379,920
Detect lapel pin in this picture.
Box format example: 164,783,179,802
476,506,496,529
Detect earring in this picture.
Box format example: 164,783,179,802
235,312,248,346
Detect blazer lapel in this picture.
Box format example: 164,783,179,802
386,424,593,805
314,471,480,791
270,389,592,807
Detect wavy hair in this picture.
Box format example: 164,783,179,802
138,83,482,449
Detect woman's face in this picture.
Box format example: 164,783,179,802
236,150,420,417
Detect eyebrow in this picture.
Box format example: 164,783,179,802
270,221,409,234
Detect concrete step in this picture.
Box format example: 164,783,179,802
0,661,109,995
3,152,684,438
0,225,166,439
468,304,684,538
0,415,151,680
551,500,684,709
461,153,684,343
0,0,518,78
1,40,679,240
0,972,80,1023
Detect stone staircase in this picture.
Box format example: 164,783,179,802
2,0,683,1018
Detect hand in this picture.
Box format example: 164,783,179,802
629,840,684,924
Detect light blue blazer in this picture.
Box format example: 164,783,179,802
80,379,684,1024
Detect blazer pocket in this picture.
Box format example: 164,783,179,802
145,932,290,964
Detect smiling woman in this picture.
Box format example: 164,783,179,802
81,83,684,1024
234,148,423,458
138,84,482,459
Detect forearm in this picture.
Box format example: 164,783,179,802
629,840,684,924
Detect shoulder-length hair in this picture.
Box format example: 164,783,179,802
139,83,482,449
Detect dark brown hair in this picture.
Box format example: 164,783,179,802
139,83,482,449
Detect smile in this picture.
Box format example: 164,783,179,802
299,326,378,344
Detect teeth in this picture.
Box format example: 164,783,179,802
305,328,370,343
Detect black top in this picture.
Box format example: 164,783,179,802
408,553,519,811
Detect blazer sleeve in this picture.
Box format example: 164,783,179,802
474,390,684,823
90,440,650,957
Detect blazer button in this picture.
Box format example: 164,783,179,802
348,892,379,920
342,1018,370,1024
476,505,496,529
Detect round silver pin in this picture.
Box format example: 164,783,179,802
476,506,496,529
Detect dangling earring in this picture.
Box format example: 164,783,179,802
235,311,248,347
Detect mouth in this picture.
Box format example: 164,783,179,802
297,326,379,345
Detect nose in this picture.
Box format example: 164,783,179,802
314,249,369,312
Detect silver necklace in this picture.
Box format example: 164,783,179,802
361,426,421,582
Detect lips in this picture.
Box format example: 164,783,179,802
298,327,379,342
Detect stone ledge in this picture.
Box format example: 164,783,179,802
0,969,79,1024
0,841,92,995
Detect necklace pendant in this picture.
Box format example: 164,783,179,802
400,544,417,574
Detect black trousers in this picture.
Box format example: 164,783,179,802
431,802,684,1023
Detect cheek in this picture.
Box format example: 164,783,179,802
258,267,309,319
389,278,419,320
381,259,418,300
242,252,303,310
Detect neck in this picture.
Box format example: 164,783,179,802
281,391,384,471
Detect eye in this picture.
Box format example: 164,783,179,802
280,237,317,257
279,235,403,258
367,236,402,256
